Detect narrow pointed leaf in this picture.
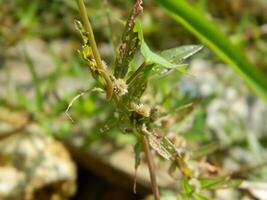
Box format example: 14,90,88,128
124,64,153,104
161,45,203,64
134,21,189,76
183,178,194,197
193,193,211,200
199,176,226,189
134,142,142,169
199,176,242,189
114,0,143,78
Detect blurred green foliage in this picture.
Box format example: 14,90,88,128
0,0,267,199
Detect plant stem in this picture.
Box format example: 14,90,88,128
141,134,160,200
76,0,113,100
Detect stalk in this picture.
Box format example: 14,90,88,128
76,0,113,100
141,134,160,200
76,1,160,199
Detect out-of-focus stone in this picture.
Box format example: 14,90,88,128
0,108,77,200
180,59,267,146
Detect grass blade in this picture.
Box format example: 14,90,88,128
154,0,267,101
23,49,44,111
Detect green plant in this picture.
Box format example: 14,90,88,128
70,0,243,199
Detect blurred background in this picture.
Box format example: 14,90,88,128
0,0,267,199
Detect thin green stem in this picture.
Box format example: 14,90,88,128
76,0,113,100
76,0,102,70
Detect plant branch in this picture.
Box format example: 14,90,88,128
76,0,113,100
141,134,160,200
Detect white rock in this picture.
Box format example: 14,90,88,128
0,123,77,200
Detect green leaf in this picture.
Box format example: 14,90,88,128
142,39,188,74
161,45,203,64
192,142,220,159
154,0,267,101
123,64,153,104
177,194,189,200
134,21,190,76
114,0,143,78
142,41,175,68
199,177,225,189
193,193,211,200
183,178,194,197
134,142,142,169
199,177,242,190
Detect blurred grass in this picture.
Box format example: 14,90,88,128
155,0,267,102
23,49,44,111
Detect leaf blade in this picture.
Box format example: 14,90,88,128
134,21,191,76
114,0,143,78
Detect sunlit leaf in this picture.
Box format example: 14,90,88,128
141,41,178,69
134,21,190,76
161,45,203,64
150,62,188,77
183,177,194,197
